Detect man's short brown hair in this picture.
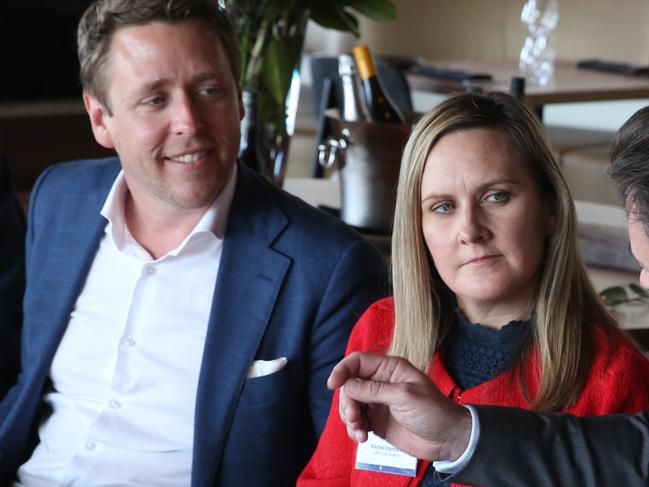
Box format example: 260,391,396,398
77,0,240,111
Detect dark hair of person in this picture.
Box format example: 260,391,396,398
610,106,649,236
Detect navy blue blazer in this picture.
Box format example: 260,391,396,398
0,156,25,396
0,158,387,486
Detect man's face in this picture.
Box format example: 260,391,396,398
84,19,243,214
627,204,649,290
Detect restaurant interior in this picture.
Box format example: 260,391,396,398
1,0,648,345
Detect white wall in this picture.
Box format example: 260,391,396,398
354,0,649,65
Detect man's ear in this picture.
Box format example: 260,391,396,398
83,93,115,149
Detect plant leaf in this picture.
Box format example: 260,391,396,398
311,4,360,34
340,0,397,22
264,42,292,105
600,286,629,306
257,36,305,128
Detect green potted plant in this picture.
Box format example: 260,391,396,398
224,0,397,184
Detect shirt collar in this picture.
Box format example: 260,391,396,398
100,164,238,259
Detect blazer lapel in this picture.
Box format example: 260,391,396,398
24,164,117,375
192,165,290,486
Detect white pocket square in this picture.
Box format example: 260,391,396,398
246,357,288,379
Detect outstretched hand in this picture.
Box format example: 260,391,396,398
328,351,471,462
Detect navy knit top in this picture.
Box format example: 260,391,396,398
444,310,532,389
420,310,532,487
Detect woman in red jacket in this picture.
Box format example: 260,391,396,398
299,92,649,486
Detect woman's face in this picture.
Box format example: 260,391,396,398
420,128,553,321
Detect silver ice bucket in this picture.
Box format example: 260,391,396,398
318,110,411,234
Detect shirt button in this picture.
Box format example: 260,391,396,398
85,441,96,451
145,266,156,276
122,338,136,347
108,399,122,409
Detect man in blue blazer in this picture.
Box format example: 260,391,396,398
0,1,386,485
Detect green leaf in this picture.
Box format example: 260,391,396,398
341,0,397,22
257,36,304,128
600,286,629,306
264,44,292,105
311,4,360,34
630,283,649,298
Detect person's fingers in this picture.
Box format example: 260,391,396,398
342,377,411,407
343,407,369,443
328,352,385,390
339,387,363,424
339,386,357,421
329,352,427,391
363,402,390,438
338,386,371,442
346,422,369,443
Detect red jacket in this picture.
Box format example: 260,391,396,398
298,297,649,487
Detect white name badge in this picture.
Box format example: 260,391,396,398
354,432,418,477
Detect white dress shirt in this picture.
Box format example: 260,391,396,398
433,404,480,475
17,167,237,487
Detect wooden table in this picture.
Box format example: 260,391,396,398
407,60,649,107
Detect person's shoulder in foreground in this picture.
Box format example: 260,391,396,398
458,405,649,486
448,313,649,487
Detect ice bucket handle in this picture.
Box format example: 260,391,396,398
317,128,351,170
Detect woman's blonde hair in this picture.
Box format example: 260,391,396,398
389,92,616,411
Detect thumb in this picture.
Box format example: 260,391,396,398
343,377,401,406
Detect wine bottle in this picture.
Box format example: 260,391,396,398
352,45,405,124
338,54,371,122
509,76,526,100
238,90,270,178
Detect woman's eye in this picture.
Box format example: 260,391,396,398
485,191,509,203
432,202,454,214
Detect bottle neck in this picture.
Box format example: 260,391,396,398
340,73,369,121
353,46,377,81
